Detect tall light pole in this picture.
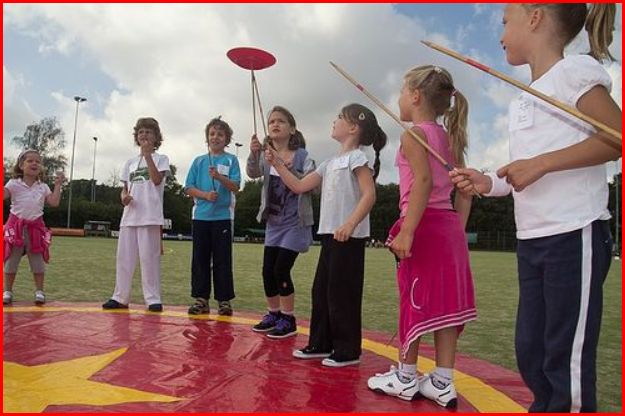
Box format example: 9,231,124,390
91,136,98,203
66,95,87,228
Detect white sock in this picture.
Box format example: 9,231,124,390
398,362,416,383
432,367,453,388
281,310,294,316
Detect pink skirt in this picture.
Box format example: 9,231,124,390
387,208,477,358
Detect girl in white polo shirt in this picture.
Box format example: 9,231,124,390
451,4,621,412
266,103,387,367
3,149,63,305
102,117,170,313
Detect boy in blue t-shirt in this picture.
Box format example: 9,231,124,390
185,117,241,315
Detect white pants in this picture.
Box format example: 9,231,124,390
112,225,162,306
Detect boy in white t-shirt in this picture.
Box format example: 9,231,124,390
102,117,170,312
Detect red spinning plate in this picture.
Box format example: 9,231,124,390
227,47,276,70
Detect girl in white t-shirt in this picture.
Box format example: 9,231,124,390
267,103,387,367
102,118,170,313
3,149,63,305
451,4,621,412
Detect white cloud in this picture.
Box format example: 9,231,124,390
3,66,37,157
3,3,621,188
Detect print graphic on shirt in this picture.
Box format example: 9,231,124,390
410,277,422,310
129,167,150,183
267,175,298,217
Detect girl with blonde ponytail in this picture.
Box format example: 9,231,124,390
367,65,476,409
451,3,621,412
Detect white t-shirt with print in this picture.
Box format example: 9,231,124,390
315,148,371,238
486,55,612,239
120,152,170,227
4,178,51,221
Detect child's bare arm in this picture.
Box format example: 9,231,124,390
498,86,621,192
333,166,375,242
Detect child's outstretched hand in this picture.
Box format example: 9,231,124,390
387,230,413,260
450,168,492,195
334,222,355,242
53,172,66,187
497,158,546,192
203,191,218,201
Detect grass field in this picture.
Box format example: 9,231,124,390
6,236,622,412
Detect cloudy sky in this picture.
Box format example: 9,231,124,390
3,3,622,186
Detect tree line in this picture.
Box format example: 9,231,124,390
3,118,621,253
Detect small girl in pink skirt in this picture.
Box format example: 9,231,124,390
367,65,476,408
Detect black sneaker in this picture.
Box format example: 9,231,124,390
292,345,332,359
267,314,297,339
148,303,163,312
252,311,281,332
218,301,233,316
188,298,209,315
102,299,128,309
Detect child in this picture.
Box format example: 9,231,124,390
367,66,475,407
3,149,63,305
450,4,620,412
102,117,170,313
246,106,315,339
267,103,387,367
185,117,241,316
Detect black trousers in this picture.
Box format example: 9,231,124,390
308,235,366,360
191,219,235,302
262,246,298,297
516,220,612,412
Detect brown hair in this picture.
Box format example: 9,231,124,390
340,103,387,180
133,117,163,149
205,116,233,145
525,3,616,61
404,65,469,167
266,106,306,150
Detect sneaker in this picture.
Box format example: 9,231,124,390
321,354,360,367
34,290,46,305
266,314,297,339
252,311,281,332
3,291,13,305
218,301,233,316
292,345,332,359
102,299,128,309
148,303,163,312
416,374,458,409
367,366,419,401
188,298,209,315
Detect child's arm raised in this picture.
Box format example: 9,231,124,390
45,174,64,207
498,86,621,192
388,129,432,260
265,148,321,194
333,166,375,242
142,152,165,186
246,134,263,179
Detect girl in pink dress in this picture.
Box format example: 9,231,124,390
367,65,475,408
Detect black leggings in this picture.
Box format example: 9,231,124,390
262,246,299,297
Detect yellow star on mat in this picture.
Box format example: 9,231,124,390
3,347,183,412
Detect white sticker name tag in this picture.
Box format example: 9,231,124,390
217,164,230,176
